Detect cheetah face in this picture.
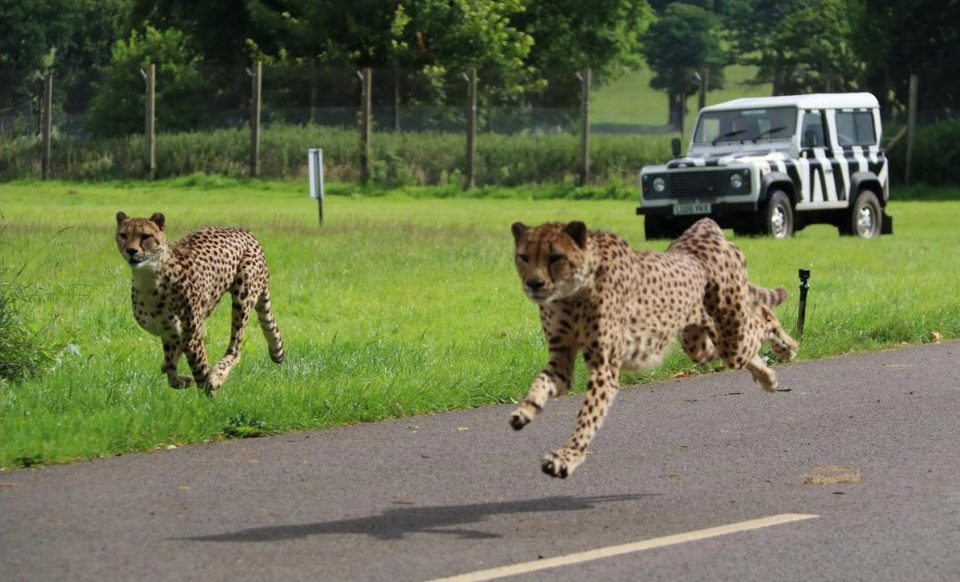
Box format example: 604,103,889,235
115,211,167,269
511,221,591,304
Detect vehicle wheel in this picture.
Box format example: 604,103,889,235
762,191,794,239
846,190,882,239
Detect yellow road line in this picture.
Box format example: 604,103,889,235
428,513,818,582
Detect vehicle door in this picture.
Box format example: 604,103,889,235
795,109,844,209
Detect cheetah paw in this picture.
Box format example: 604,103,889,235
754,373,778,393
509,401,542,431
540,448,585,479
168,374,194,389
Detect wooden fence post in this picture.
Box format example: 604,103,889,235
249,61,262,178
905,73,918,186
578,67,591,186
465,67,477,190
142,64,156,179
41,72,53,180
698,68,708,111
360,67,372,183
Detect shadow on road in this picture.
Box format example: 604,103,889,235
182,494,656,542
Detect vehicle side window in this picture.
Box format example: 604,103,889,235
836,111,877,146
800,110,825,148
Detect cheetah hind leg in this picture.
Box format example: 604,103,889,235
256,288,284,364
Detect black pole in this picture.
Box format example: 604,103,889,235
796,269,810,337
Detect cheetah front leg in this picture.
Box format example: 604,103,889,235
161,340,193,389
541,349,620,478
510,343,575,430
181,319,215,393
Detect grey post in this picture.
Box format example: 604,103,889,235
141,64,156,179
905,73,918,185
577,67,592,186
359,68,372,183
248,61,263,178
41,72,53,180
465,67,478,190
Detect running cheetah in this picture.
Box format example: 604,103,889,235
115,212,284,393
509,217,798,478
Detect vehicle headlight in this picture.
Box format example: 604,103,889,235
729,172,744,189
652,177,666,193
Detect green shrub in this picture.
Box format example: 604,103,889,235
0,276,53,384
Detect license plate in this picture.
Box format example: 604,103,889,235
673,203,711,216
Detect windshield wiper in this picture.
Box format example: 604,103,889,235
711,129,745,145
752,125,787,142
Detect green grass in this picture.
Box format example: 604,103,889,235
592,65,772,132
1,180,958,468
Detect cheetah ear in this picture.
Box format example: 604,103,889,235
564,221,588,249
511,221,528,243
116,211,128,225
149,212,166,230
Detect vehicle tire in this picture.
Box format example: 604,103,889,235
844,190,882,239
761,190,794,239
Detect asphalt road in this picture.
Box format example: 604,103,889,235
2,342,959,582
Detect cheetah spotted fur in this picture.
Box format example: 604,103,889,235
510,217,799,478
115,212,284,393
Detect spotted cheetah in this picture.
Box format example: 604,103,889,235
509,217,798,478
115,212,284,393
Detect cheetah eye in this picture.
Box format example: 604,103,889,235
118,233,128,240
548,254,565,264
140,234,153,243
518,253,529,262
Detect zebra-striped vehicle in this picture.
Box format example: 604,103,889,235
638,93,893,239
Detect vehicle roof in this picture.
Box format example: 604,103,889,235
700,92,879,112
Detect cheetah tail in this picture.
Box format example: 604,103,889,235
748,284,788,307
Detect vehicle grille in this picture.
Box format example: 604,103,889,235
670,171,725,197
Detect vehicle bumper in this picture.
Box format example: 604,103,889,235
636,201,759,217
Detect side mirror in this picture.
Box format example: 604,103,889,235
671,137,681,157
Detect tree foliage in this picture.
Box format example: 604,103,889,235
644,2,725,128
87,26,212,137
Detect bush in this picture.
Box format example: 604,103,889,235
0,276,53,384
0,124,674,185
886,119,960,187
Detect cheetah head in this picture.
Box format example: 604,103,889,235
511,221,592,304
115,211,167,269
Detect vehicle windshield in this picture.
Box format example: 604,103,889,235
693,106,797,145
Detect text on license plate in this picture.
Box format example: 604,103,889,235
673,203,711,216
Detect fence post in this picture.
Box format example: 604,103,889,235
142,64,156,179
249,61,262,178
360,67,372,183
41,72,53,180
393,61,401,132
698,68,708,111
905,73,918,186
578,67,591,186
465,67,478,190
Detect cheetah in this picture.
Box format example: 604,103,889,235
115,212,284,393
509,217,798,478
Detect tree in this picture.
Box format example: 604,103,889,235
852,0,960,119
0,0,130,115
643,3,725,130
87,26,212,136
514,0,654,107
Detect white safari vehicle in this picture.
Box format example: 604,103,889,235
638,93,893,239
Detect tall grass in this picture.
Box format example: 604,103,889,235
0,125,672,185
0,181,958,467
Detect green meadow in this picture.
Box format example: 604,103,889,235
1,179,958,467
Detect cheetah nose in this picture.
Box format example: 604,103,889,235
125,248,138,257
526,277,545,291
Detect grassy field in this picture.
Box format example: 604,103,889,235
2,180,958,468
592,65,771,131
